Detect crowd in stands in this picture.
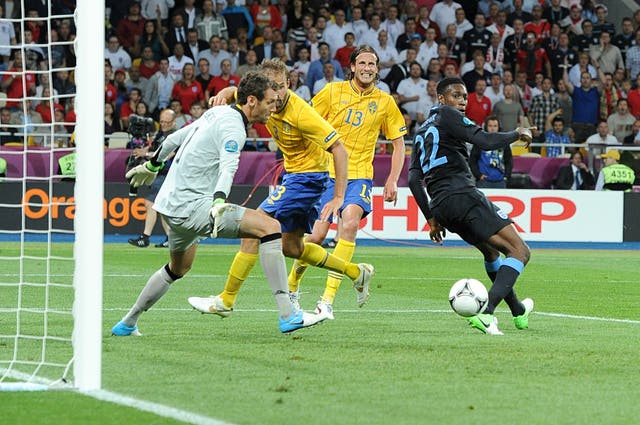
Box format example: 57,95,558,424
1,0,639,187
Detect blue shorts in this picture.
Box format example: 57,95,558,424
320,178,373,221
259,172,329,233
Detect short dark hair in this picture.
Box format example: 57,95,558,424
237,71,277,104
437,77,464,96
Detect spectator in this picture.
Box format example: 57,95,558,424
384,46,416,94
623,119,640,144
613,18,635,64
21,28,45,71
599,71,622,121
523,4,550,43
396,17,418,53
167,42,194,78
547,31,576,85
503,18,525,73
396,61,428,121
484,72,504,106
544,110,571,157
516,31,551,83
586,121,620,159
553,150,595,190
165,10,188,52
105,35,132,71
485,32,506,75
430,0,461,36
312,62,343,95
120,87,143,129
555,78,573,130
454,7,473,39
171,63,204,114
334,32,356,75
0,5,16,67
442,23,467,67
9,99,44,146
221,0,254,41
285,0,305,33
627,74,640,118
465,79,492,126
607,99,635,143
462,50,492,93
415,7,440,42
195,0,228,42
563,59,600,143
463,12,492,57
568,51,597,88
289,68,310,102
249,0,281,32
575,20,599,53
181,0,197,29
168,98,190,129
226,37,245,74
543,0,569,26
104,101,122,144
125,66,149,95
197,35,231,77
305,42,344,91
144,57,175,115
195,57,213,92
562,4,586,35
184,28,209,62
492,83,525,131
205,58,239,98
253,25,274,63
116,1,146,56
590,31,624,75
415,79,438,125
376,31,398,80
140,0,174,25
529,77,560,144
34,73,59,109
137,46,160,79
183,100,205,127
359,13,385,48
382,5,404,48
595,149,635,191
470,115,512,188
2,52,36,111
235,49,259,78
592,4,615,38
0,106,20,145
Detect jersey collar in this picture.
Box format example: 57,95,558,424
349,79,375,96
230,103,249,127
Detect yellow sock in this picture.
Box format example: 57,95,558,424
299,242,360,281
288,259,309,293
321,239,355,304
219,251,258,308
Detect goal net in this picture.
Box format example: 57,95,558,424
0,1,103,391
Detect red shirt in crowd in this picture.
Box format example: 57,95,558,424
2,69,36,108
35,103,64,123
465,93,492,126
206,75,241,98
171,81,204,114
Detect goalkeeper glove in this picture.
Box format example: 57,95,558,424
125,161,163,188
209,198,230,239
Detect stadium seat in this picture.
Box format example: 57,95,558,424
107,132,130,149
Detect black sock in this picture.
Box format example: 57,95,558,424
485,263,521,314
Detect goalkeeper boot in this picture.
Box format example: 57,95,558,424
278,309,325,334
467,314,503,335
315,301,335,320
513,298,534,330
353,263,375,307
128,234,149,248
188,295,233,318
111,321,142,337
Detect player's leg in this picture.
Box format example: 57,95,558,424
112,236,194,336
287,218,330,295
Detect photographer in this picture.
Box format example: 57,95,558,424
128,109,176,248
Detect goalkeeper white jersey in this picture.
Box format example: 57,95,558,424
153,104,247,218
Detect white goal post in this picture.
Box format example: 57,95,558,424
0,0,104,391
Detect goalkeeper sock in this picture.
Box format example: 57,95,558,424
259,235,293,318
123,264,180,327
320,239,355,304
299,242,360,281
219,250,258,309
485,258,523,315
288,259,309,293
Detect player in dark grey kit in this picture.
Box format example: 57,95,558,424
408,77,535,335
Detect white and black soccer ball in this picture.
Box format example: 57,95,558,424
448,278,489,317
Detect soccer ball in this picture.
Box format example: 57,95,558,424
448,278,489,317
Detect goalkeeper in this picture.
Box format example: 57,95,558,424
112,72,325,336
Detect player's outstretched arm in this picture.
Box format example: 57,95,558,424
208,86,238,107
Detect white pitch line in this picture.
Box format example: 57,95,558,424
85,389,236,425
0,368,235,425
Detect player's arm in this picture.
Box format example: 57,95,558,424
383,136,406,205
209,86,238,107
407,166,444,245
320,140,348,223
213,128,246,201
446,107,531,150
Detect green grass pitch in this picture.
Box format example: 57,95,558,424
1,243,640,425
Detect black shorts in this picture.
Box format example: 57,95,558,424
431,189,512,246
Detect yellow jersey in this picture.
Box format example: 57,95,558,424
312,80,407,179
266,89,339,174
